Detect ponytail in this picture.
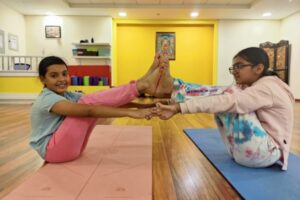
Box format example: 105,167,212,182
262,69,278,77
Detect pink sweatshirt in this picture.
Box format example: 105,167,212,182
180,76,295,170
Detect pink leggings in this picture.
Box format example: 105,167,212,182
45,81,139,163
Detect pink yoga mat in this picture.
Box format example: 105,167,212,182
4,125,152,200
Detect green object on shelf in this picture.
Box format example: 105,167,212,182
98,47,110,56
87,47,98,51
83,76,90,86
98,80,103,86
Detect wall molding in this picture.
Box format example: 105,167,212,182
0,93,38,104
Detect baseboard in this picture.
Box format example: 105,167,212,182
0,93,38,104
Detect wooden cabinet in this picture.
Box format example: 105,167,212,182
260,40,290,84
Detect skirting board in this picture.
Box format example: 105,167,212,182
0,93,38,104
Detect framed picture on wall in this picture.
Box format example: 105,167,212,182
45,26,61,38
0,29,4,54
156,32,175,60
8,33,18,51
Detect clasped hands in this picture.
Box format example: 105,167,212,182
138,102,181,120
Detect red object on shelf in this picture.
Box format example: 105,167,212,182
67,65,111,86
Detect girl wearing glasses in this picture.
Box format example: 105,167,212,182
153,47,294,170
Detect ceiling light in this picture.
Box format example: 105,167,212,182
191,12,199,17
118,12,127,17
262,12,272,17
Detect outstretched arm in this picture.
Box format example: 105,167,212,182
50,100,153,119
121,99,170,109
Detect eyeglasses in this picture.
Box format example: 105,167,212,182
228,63,254,74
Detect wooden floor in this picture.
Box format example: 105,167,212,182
0,100,299,200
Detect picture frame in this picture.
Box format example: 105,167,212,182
45,26,61,38
8,33,18,51
0,29,4,54
156,32,175,60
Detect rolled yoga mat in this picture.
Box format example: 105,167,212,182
89,76,94,85
93,77,100,86
71,76,78,85
102,77,108,86
183,128,300,200
83,76,89,86
77,76,83,85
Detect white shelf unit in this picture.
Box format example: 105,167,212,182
72,43,110,46
72,56,110,59
72,43,111,60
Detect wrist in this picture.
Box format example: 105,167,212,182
175,103,181,113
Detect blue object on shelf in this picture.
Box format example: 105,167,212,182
78,76,83,85
14,63,31,70
71,76,78,85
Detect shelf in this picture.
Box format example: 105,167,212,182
72,43,111,46
73,56,111,59
68,86,110,94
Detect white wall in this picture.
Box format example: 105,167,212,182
0,1,26,55
25,15,112,65
280,11,300,99
217,20,280,85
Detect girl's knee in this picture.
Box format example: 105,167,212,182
45,151,81,163
78,95,90,104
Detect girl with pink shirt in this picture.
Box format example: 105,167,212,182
155,47,295,170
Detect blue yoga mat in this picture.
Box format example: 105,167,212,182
183,128,300,200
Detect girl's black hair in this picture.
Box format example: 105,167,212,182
234,47,278,77
38,56,67,77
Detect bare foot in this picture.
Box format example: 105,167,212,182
152,56,173,98
141,53,169,79
154,73,174,98
141,53,161,80
137,54,173,97
137,68,173,98
137,67,161,96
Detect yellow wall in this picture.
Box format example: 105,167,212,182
114,20,218,86
0,20,218,95
0,77,43,93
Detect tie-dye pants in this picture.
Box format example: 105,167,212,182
171,78,281,168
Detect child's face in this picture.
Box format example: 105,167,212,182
231,56,262,85
40,64,69,95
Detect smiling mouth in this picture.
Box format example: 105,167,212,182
56,83,67,88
